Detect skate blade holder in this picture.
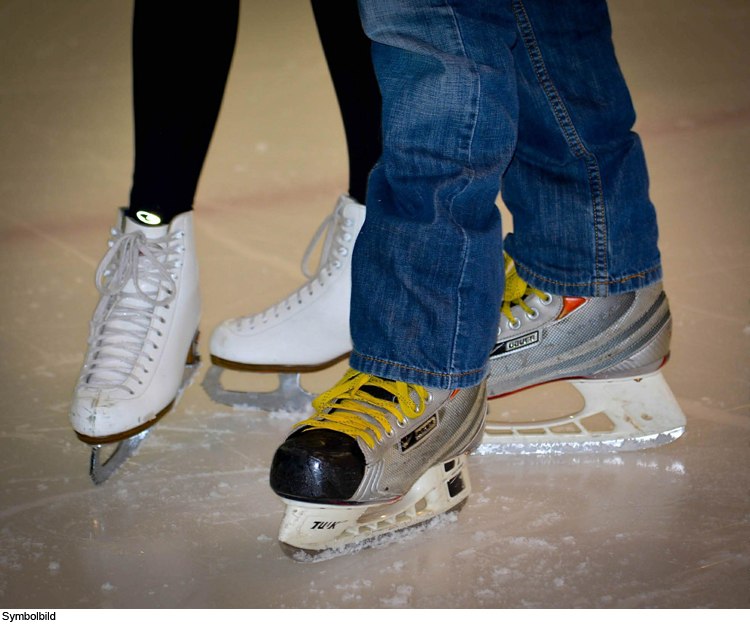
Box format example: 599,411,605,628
277,456,471,561
476,370,686,455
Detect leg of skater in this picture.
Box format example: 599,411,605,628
269,0,519,555
268,0,685,555
479,0,684,452
70,2,239,482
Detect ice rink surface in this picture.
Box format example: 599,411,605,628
1,0,748,609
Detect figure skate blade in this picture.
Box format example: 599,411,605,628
201,355,350,413
86,333,201,484
278,456,471,561
89,430,149,485
201,365,315,412
475,370,686,455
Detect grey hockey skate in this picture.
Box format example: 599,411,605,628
475,257,686,455
269,369,487,559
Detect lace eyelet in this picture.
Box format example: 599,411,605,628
509,318,521,330
526,308,539,319
540,294,553,305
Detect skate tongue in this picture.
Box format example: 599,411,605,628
503,254,528,303
359,384,398,403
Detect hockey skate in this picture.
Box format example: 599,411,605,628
269,369,487,559
70,210,201,484
204,194,365,412
474,256,686,455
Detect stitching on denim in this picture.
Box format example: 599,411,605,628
512,0,609,293
352,351,485,379
443,0,480,377
513,259,661,288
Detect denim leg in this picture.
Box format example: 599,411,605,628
352,0,517,389
503,0,662,296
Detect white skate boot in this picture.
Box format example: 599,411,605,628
70,210,201,483
204,194,365,411
269,369,486,560
475,256,686,454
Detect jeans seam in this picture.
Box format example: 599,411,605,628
513,259,661,288
512,0,609,294
443,0,479,377
352,351,485,379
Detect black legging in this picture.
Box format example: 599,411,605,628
128,1,382,221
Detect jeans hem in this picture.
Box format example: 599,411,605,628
509,256,663,297
350,351,487,390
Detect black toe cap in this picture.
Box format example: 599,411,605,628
270,428,365,503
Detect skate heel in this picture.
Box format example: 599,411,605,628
278,456,471,560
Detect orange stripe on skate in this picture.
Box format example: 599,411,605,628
556,297,587,320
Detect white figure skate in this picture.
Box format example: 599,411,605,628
269,369,486,560
474,257,686,455
70,210,201,484
204,194,365,411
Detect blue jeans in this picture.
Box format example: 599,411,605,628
351,0,662,389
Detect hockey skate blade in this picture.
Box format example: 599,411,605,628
278,456,471,561
476,370,686,455
201,365,314,412
86,332,202,485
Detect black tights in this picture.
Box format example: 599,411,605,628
128,1,382,222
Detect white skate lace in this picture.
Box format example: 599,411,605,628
240,207,354,328
78,226,184,393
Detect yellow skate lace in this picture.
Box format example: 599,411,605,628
294,369,431,449
501,254,550,324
